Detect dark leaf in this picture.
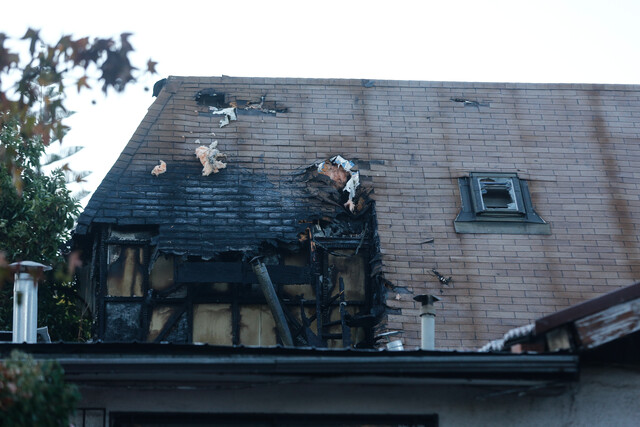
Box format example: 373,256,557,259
120,32,134,53
21,28,40,55
147,59,158,74
76,75,90,92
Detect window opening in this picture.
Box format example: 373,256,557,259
477,178,517,210
455,172,550,234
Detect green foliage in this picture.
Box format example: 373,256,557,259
0,119,77,263
0,118,89,341
0,28,156,341
0,29,156,191
0,350,80,427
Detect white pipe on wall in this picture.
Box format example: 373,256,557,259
413,294,441,350
10,261,51,344
13,273,38,343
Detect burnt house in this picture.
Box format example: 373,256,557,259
3,76,640,426
73,77,640,350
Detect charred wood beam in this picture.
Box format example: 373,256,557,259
322,333,344,340
339,277,352,348
98,227,108,339
279,301,308,347
299,300,324,347
313,237,370,248
176,262,311,285
153,305,187,343
250,258,294,347
355,223,369,255
137,294,366,306
231,281,240,346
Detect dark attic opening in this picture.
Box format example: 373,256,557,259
194,89,226,108
74,156,386,349
478,178,516,210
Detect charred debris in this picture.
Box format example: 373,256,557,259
76,89,395,349
195,89,288,128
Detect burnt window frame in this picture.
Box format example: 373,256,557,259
454,172,551,235
470,174,525,216
99,239,151,342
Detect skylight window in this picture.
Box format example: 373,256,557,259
455,172,550,234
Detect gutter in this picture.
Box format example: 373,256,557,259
1,343,578,385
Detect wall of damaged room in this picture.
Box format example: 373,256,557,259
88,189,386,349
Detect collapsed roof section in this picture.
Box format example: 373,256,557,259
73,77,388,347
76,79,372,259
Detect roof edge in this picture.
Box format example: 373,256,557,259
166,75,640,91
0,342,579,385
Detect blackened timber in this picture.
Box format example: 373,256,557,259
231,282,240,346
323,333,344,340
176,262,311,285
153,305,187,343
339,277,352,348
98,227,108,339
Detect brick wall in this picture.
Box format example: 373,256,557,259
80,77,640,349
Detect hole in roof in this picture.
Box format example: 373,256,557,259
195,89,226,108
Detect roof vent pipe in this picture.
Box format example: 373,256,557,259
10,261,51,343
413,294,440,350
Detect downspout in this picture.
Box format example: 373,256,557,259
250,257,294,347
413,294,440,350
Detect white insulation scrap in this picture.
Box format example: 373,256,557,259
151,160,167,176
317,155,360,212
210,107,237,128
195,140,227,176
330,155,354,171
344,171,360,199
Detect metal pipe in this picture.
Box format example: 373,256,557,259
10,261,51,343
386,340,404,351
250,258,294,347
413,294,440,350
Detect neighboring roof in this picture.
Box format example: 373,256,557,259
535,281,640,335
481,281,640,355
0,342,578,386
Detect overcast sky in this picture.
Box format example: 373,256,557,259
3,0,640,204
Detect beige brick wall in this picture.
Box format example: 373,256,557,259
118,77,640,349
